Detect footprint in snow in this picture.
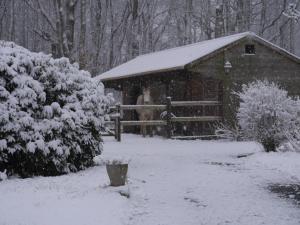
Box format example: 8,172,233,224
184,196,207,208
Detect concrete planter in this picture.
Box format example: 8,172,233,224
106,164,128,186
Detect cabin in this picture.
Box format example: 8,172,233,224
95,32,300,136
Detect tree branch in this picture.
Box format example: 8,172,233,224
36,0,56,32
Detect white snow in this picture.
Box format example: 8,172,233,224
246,152,300,182
1,135,300,225
236,80,300,150
0,41,112,174
96,32,251,81
0,139,7,150
284,3,300,20
95,32,300,81
0,170,7,181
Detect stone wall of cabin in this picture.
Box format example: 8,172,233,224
103,38,300,134
187,38,300,124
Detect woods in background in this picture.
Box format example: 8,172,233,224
0,0,299,75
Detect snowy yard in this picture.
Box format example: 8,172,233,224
1,135,300,225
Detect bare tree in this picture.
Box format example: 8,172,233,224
0,0,8,39
236,0,251,32
79,0,87,69
1,0,299,75
9,0,16,41
215,4,225,37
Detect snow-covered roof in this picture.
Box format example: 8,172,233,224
95,32,300,81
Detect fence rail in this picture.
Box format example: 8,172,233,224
171,101,221,107
171,116,222,122
121,105,166,110
114,100,221,110
121,120,167,126
104,97,222,141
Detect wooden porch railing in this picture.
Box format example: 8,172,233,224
104,97,222,141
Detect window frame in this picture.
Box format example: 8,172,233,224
245,44,256,55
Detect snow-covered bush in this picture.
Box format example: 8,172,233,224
236,80,300,152
281,99,300,152
0,41,112,177
214,122,243,141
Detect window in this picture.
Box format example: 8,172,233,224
245,44,255,54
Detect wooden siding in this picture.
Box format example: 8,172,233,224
187,38,300,124
103,38,300,134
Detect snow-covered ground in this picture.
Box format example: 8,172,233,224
1,135,300,225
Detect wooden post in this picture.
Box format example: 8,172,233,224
116,104,121,142
218,81,224,122
166,97,172,139
114,118,118,140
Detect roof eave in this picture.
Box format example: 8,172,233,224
251,35,300,64
99,65,186,82
185,34,300,69
96,32,300,82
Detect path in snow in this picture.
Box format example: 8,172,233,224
0,135,300,225
103,135,300,225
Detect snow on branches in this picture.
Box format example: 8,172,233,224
236,80,300,152
284,3,300,21
0,41,112,177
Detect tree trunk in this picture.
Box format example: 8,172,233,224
64,0,77,59
108,0,115,68
54,0,65,58
236,0,244,32
9,0,15,41
130,0,140,58
244,0,251,31
259,0,266,35
185,0,193,44
215,4,224,38
79,0,87,69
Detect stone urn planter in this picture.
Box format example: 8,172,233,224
106,159,129,186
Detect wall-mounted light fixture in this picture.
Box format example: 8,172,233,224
224,60,232,74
